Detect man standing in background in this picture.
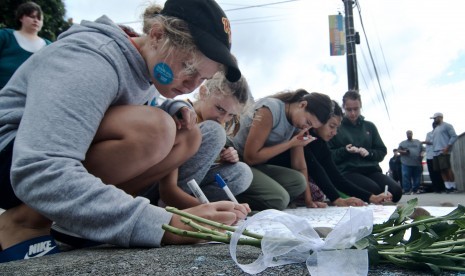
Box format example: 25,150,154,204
431,112,458,193
423,122,446,193
388,149,402,186
398,130,424,194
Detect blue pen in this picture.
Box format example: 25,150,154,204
215,174,239,204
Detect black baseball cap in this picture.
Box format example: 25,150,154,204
161,0,241,82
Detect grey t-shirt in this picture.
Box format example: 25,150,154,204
432,122,457,156
231,98,298,159
424,131,434,160
398,139,423,166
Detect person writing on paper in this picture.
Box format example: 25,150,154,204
328,91,402,202
159,72,253,209
232,89,332,210
299,100,392,205
0,0,248,263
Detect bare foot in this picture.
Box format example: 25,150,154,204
0,204,52,250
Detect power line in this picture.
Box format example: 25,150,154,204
354,0,391,120
120,1,301,27
223,0,301,12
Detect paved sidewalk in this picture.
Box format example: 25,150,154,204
1,192,465,275
397,191,465,207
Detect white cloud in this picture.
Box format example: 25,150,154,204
64,0,465,170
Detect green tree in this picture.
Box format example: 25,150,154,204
0,0,72,41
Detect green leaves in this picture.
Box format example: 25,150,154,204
369,200,465,274
163,202,465,275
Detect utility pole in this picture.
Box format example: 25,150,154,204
343,0,358,91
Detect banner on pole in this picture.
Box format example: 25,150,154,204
328,14,345,56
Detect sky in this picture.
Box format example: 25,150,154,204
64,0,465,171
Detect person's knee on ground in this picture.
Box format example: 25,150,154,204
285,172,308,201
84,106,177,185
390,183,403,202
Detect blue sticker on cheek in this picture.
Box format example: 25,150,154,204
153,63,173,85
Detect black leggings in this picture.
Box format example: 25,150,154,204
343,171,403,202
0,139,22,209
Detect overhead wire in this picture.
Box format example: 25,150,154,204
119,1,301,27
223,0,301,12
354,0,391,120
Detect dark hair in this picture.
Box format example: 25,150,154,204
15,2,43,28
271,89,332,125
332,100,343,118
342,90,361,107
432,122,438,129
271,88,309,103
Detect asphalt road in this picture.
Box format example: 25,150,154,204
1,192,465,275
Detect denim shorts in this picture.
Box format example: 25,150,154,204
0,139,22,209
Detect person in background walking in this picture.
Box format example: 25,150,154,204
398,130,424,194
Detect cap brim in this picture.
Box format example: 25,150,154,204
188,26,241,82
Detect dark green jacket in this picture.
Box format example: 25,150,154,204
0,28,51,88
328,115,387,174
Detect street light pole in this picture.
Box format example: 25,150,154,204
343,0,358,91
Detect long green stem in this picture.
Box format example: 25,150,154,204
161,224,262,247
162,202,465,274
375,216,450,238
166,206,263,239
428,239,465,249
180,217,229,237
162,223,229,241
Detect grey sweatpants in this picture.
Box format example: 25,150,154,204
178,120,252,202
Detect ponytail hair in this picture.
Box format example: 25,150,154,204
270,88,309,103
270,89,331,124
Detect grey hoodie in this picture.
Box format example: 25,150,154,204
0,16,189,247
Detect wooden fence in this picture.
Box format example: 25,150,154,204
451,132,465,191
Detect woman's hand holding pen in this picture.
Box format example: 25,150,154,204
369,192,392,204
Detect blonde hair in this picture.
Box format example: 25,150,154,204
197,72,252,136
142,4,224,76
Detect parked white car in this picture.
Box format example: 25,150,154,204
421,156,432,191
